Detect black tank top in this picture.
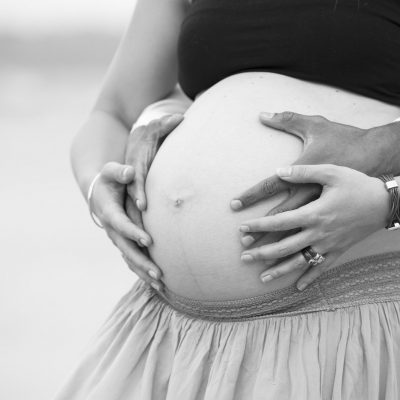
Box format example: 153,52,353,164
178,0,400,104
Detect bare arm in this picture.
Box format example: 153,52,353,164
69,0,188,289
71,0,188,198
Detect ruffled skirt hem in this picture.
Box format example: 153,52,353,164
54,253,400,400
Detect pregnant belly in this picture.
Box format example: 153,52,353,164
142,72,400,300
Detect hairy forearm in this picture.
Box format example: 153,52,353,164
70,109,129,199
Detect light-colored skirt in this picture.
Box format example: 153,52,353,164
54,252,400,400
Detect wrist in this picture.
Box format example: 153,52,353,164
366,122,400,176
377,175,400,230
370,177,391,230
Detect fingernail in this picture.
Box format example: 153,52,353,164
241,254,254,263
122,167,130,179
166,114,183,124
136,200,142,210
151,282,162,291
297,283,307,291
139,238,150,247
148,270,158,280
260,112,275,119
241,235,255,247
239,225,250,233
261,274,274,283
231,200,243,210
276,167,292,177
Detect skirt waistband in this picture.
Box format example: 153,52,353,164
155,252,400,321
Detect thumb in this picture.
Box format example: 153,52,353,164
260,111,318,140
102,162,135,185
276,164,339,185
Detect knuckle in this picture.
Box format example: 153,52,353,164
241,192,258,206
269,270,281,279
296,165,309,179
255,220,266,230
277,244,290,257
250,250,260,260
129,265,145,277
305,212,318,225
261,179,278,195
280,111,295,122
125,256,135,267
294,258,307,270
312,115,327,124
125,254,142,270
269,221,279,231
325,165,338,179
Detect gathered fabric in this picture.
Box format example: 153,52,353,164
54,252,400,400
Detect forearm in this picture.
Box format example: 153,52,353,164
70,109,129,199
367,121,400,176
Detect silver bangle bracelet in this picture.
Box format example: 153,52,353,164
87,172,104,229
378,174,400,231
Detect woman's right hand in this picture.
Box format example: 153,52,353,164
90,161,164,291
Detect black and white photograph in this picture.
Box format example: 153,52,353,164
3,0,400,399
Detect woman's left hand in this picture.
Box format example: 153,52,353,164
239,164,389,291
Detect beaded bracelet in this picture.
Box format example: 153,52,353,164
378,174,400,231
87,172,104,229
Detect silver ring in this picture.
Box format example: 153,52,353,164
301,246,326,267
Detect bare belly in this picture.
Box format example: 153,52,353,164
142,72,400,300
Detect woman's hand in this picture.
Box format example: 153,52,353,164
90,161,164,291
125,113,184,211
239,164,390,290
120,113,183,289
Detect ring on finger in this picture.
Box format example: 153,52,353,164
301,246,326,267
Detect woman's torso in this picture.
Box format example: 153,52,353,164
143,72,400,301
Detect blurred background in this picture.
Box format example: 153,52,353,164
1,1,139,398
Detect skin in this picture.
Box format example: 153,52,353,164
232,112,400,290
89,114,184,291
72,0,400,292
70,0,189,290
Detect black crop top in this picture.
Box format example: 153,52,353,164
178,0,400,104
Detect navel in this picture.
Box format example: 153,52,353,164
174,198,183,207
